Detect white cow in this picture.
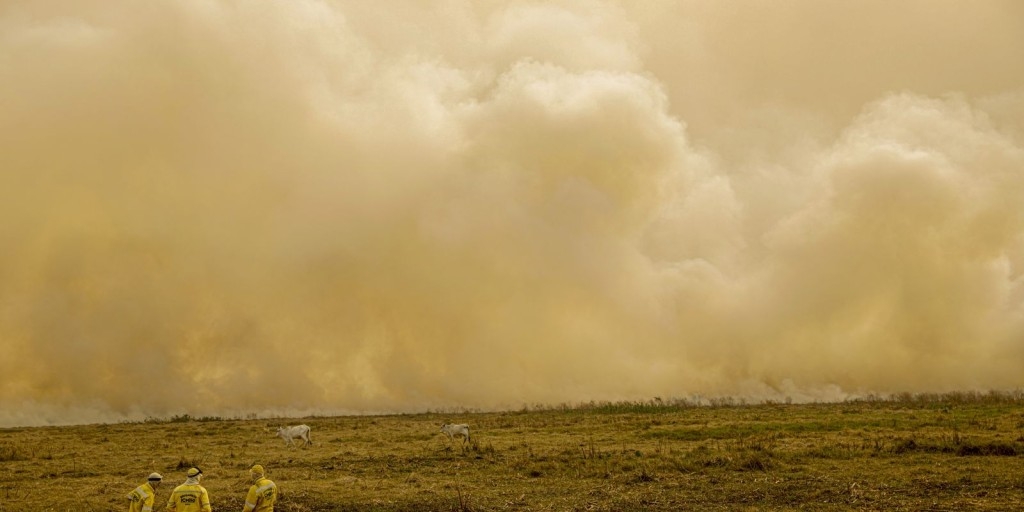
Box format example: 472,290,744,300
439,423,471,444
276,424,313,447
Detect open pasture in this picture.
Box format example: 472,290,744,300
3,394,1024,511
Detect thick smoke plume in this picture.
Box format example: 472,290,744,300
1,1,1022,426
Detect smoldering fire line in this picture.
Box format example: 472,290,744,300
0,1,1022,427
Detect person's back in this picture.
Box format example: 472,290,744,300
243,464,277,512
166,468,211,512
126,473,162,512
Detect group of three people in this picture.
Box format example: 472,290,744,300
127,464,277,512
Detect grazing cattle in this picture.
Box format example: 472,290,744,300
439,423,471,444
276,424,313,447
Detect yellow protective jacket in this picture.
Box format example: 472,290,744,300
242,477,277,512
126,482,157,512
166,483,212,512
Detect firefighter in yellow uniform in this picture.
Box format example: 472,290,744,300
127,472,162,512
242,464,277,512
166,467,212,512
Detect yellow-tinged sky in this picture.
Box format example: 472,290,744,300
1,0,1023,426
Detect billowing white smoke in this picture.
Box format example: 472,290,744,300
0,1,1021,426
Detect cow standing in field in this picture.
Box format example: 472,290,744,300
439,423,471,444
276,424,313,447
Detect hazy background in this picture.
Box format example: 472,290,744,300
1,0,1022,426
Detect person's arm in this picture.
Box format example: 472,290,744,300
242,484,260,512
142,492,155,512
201,488,212,512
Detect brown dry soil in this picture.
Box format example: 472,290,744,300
2,397,1024,511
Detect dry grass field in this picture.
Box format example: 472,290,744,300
3,393,1024,511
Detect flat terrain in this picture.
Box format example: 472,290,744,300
3,395,1024,511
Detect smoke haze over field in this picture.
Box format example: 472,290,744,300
1,1,1023,426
